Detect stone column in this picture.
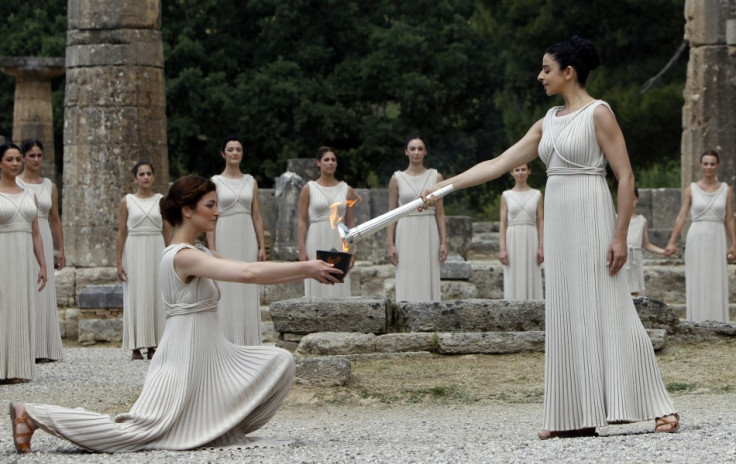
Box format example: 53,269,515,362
272,172,305,260
682,0,736,187
0,57,65,181
63,0,168,267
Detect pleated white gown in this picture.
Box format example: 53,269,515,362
121,194,165,351
394,169,441,302
624,215,647,294
304,181,351,297
0,189,37,380
539,101,675,431
16,178,64,361
685,182,729,322
502,189,544,300
212,175,261,345
25,244,295,452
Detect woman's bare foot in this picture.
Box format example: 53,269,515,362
9,402,37,453
655,413,680,433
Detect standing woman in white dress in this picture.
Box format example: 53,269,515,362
625,187,665,296
387,133,448,302
8,175,342,454
116,161,171,360
499,163,544,300
664,150,736,321
421,36,678,437
17,139,65,363
206,136,267,345
298,146,358,298
0,143,46,384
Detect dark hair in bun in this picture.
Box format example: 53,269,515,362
700,149,719,163
316,146,337,160
0,143,21,160
160,175,216,226
545,36,600,86
404,132,428,150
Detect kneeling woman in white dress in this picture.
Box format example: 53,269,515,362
9,175,342,454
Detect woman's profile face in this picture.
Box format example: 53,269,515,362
405,138,427,164
700,154,719,177
538,53,567,96
189,190,219,232
222,141,244,165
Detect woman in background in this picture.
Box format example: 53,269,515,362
207,136,267,345
116,161,171,360
387,133,447,302
665,150,736,321
625,187,665,296
0,143,46,384
17,139,65,363
499,163,544,300
298,146,357,297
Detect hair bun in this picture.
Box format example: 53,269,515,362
570,36,600,71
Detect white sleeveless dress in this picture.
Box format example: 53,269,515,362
502,189,543,300
16,178,64,361
304,180,351,297
624,214,647,294
212,175,261,345
394,169,441,302
539,100,675,431
122,194,165,351
25,244,295,451
685,182,729,322
0,189,37,380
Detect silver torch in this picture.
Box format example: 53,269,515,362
337,184,455,244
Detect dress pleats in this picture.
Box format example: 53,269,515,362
539,101,676,431
685,182,729,322
304,181,351,297
394,169,441,302
122,194,166,350
16,178,64,361
212,175,261,345
624,215,646,294
0,190,37,380
502,189,543,300
25,244,295,451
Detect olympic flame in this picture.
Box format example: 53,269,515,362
329,195,362,252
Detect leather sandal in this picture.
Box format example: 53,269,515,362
147,347,156,360
9,403,34,454
131,349,144,360
538,428,597,440
655,413,680,433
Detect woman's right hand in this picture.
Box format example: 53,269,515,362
308,259,342,284
499,249,509,265
117,264,127,282
387,245,398,266
664,244,677,257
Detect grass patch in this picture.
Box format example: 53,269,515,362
666,382,697,392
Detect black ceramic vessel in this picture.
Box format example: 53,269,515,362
316,249,353,283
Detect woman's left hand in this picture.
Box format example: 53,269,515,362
607,237,628,276
56,250,66,270
37,268,47,292
728,247,736,262
258,247,267,262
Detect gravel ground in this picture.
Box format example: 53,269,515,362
1,347,735,463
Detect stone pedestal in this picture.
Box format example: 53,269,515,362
63,0,168,267
682,0,736,187
0,56,65,182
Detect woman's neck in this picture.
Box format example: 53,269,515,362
0,174,20,191
512,181,530,191
19,169,42,183
405,162,426,175
221,165,244,178
316,173,338,186
134,186,155,198
559,87,595,113
171,225,198,246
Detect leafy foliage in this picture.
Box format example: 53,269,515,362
0,0,686,218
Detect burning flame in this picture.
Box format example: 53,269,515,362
329,195,362,252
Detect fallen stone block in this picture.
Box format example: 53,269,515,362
437,331,545,354
646,328,667,351
77,284,123,309
296,332,377,356
374,333,436,353
78,318,122,344
396,299,545,333
294,356,351,386
271,296,389,335
634,297,681,334
440,280,478,300
440,253,472,280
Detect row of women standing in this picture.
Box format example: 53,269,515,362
0,141,64,384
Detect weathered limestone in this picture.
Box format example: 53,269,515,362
682,0,736,187
270,296,390,336
272,172,304,260
294,356,351,386
396,300,546,333
440,253,472,280
446,216,472,259
63,0,168,267
0,56,65,181
286,158,319,182
78,318,123,345
77,284,123,309
437,332,545,354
